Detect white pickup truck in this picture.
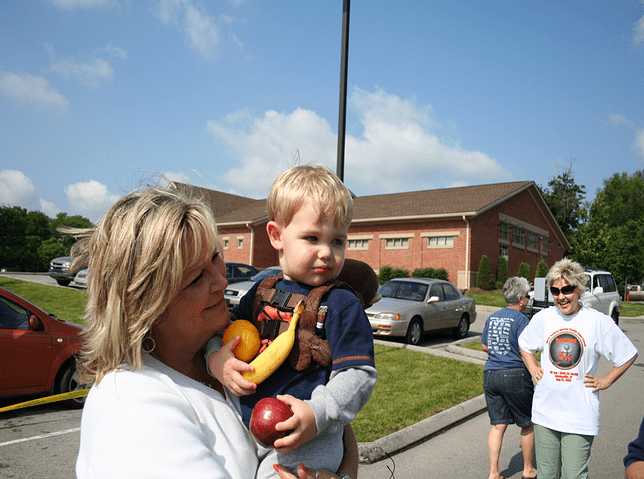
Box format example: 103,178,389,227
528,269,621,325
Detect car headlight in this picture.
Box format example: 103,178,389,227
374,312,401,321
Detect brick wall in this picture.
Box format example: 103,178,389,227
346,220,467,284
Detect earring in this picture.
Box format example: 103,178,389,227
142,335,156,353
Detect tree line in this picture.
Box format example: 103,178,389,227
0,206,93,272
476,168,644,293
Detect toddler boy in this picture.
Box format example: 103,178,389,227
208,165,376,478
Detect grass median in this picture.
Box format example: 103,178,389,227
353,344,483,442
0,276,86,324
0,276,486,442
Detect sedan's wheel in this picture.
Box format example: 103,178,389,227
57,363,86,408
406,318,423,346
453,315,470,339
611,309,619,326
56,279,71,286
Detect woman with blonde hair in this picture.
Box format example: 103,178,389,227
519,258,638,479
75,186,357,479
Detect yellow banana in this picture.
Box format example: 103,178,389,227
243,301,304,384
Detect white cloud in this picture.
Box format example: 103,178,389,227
50,0,113,9
634,16,644,45
39,198,61,217
155,0,219,59
636,129,644,161
50,57,113,88
65,180,119,221
608,113,632,127
208,88,508,197
0,170,37,207
103,44,128,60
0,72,68,109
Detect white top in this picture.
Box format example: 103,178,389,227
76,354,258,479
519,305,638,436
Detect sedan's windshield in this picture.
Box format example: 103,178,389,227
380,281,428,302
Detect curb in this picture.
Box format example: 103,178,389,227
359,340,487,463
358,394,487,464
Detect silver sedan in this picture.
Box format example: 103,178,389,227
366,277,476,345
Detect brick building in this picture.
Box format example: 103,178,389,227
171,180,569,290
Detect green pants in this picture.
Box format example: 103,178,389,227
534,424,594,479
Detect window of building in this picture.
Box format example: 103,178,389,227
512,226,525,247
384,238,409,249
541,237,549,256
499,243,509,258
348,239,369,250
237,238,243,249
223,239,229,249
426,236,456,249
527,231,539,251
499,222,510,243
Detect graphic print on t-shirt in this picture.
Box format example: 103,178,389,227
549,330,583,369
487,317,513,355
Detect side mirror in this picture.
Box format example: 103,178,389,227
28,314,44,331
593,286,604,295
427,296,440,303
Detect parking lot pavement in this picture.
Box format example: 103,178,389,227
0,404,82,479
0,273,60,288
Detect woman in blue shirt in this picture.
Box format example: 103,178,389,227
481,276,536,479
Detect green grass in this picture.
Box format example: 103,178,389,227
353,344,483,442
460,340,484,351
466,288,505,308
621,302,644,317
0,277,87,324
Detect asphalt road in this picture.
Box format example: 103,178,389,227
0,308,641,478
0,273,62,287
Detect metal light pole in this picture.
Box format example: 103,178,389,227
336,0,350,181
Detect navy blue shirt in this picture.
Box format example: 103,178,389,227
233,278,375,426
481,307,529,371
625,417,644,468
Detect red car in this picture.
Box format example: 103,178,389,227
0,287,85,407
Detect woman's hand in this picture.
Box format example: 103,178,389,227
584,374,610,391
272,463,338,479
206,338,256,396
272,395,317,452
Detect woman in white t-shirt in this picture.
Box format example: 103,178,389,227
519,258,638,479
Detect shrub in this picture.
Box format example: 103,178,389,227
476,255,494,290
496,256,508,289
378,265,409,284
411,267,449,280
517,261,531,280
536,258,549,278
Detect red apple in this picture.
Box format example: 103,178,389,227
249,397,294,447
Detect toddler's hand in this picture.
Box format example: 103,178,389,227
207,337,256,396
272,395,317,452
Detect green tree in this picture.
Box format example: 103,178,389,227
37,238,69,271
495,256,508,289
572,171,644,291
517,262,531,281
535,258,549,278
378,266,409,284
476,255,493,290
540,166,587,238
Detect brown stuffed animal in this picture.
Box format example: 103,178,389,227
337,258,380,308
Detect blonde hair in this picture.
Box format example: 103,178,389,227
546,258,588,293
74,187,217,383
267,165,353,228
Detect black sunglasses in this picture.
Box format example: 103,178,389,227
550,285,577,296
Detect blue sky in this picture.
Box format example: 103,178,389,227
1,0,643,221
